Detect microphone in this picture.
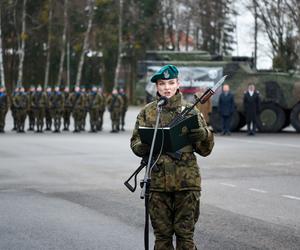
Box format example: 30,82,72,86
157,96,168,107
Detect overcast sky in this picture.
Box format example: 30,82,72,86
232,1,272,69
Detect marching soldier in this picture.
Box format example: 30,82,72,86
118,87,128,131
50,85,64,132
0,86,10,133
63,86,72,131
106,88,123,133
11,86,19,131
27,85,36,131
71,86,84,133
97,87,106,131
87,86,102,132
13,86,29,133
31,85,47,133
45,86,53,131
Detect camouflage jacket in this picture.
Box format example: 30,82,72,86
12,93,29,110
31,92,47,109
106,94,123,112
130,92,214,192
63,92,73,109
70,92,84,111
50,91,64,110
119,93,128,111
87,92,102,110
0,93,9,111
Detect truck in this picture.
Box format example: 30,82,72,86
137,50,300,132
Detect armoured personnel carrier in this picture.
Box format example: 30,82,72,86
138,50,300,132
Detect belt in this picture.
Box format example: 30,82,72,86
179,145,193,153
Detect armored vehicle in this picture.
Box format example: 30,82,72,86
138,50,300,132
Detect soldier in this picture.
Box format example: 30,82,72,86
45,86,53,131
218,84,235,135
97,87,106,131
63,86,72,131
31,85,47,133
130,65,214,249
87,86,102,132
70,86,84,133
27,85,36,131
118,87,128,131
106,88,123,133
11,86,19,131
243,84,261,135
13,86,29,133
81,86,88,131
50,85,64,132
0,86,10,133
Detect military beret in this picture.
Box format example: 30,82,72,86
150,64,179,83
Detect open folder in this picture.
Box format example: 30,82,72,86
138,114,199,153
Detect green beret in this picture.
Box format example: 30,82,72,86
150,64,179,83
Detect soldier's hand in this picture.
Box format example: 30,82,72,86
133,142,150,156
188,127,208,143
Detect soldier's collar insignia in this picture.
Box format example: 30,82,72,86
164,70,170,79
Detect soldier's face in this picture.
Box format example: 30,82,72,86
37,87,42,92
156,78,179,98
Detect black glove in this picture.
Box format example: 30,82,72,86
133,142,150,156
188,127,208,143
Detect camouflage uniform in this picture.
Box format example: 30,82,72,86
97,91,106,131
10,89,19,130
45,90,53,130
106,93,123,132
87,90,102,132
81,90,88,131
31,90,47,132
13,91,29,133
27,88,36,131
0,90,9,132
130,93,214,250
50,90,64,132
63,90,72,131
70,91,85,132
119,91,128,131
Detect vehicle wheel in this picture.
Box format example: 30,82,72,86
209,109,240,132
210,109,222,132
290,103,300,132
257,102,286,132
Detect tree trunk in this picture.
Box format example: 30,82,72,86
114,0,123,89
253,0,258,69
75,0,95,87
44,0,53,89
57,0,68,87
0,7,6,88
17,0,27,86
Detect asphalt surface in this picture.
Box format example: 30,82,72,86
0,107,300,250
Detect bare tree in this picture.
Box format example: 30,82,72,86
114,0,123,89
17,0,27,86
75,0,95,87
57,0,68,87
44,0,53,88
0,6,5,88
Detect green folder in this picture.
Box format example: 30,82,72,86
138,114,199,153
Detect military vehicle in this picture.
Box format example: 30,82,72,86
137,50,300,132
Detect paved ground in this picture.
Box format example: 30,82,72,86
0,107,300,250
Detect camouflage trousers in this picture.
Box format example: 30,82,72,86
27,109,35,129
45,108,52,129
120,109,127,126
110,110,120,131
63,108,72,129
149,191,200,250
34,108,45,131
97,109,105,130
72,109,84,131
51,108,63,131
89,108,99,131
0,109,7,131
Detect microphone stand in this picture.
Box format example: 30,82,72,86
140,104,163,250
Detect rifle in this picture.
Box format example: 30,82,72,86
124,75,227,193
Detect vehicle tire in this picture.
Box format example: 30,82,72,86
257,102,286,132
290,103,300,132
210,109,240,132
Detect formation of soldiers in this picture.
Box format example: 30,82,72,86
0,85,128,134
